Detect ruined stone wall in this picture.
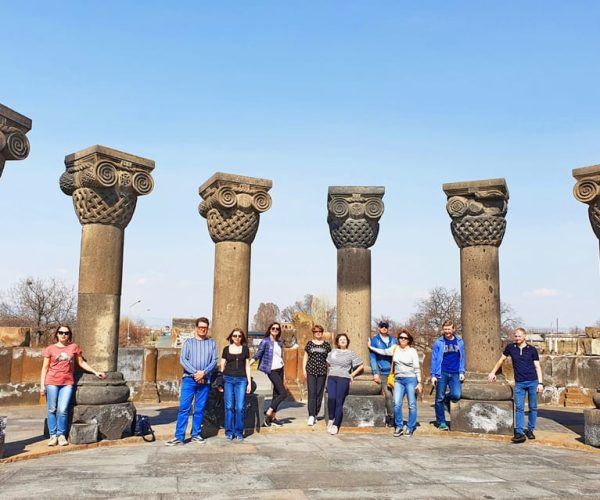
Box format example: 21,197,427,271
1,347,598,407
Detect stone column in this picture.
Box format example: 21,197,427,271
60,145,154,440
572,164,600,447
327,187,386,425
443,179,513,435
199,173,272,349
0,104,31,181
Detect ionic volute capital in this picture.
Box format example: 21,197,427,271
572,164,600,240
198,173,273,244
0,104,32,179
327,187,385,249
60,145,155,229
443,179,509,248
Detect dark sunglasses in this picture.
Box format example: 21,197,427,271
57,331,70,335
312,330,323,334
398,336,409,340
270,327,281,331
231,334,242,338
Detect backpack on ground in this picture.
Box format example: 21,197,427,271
133,414,155,442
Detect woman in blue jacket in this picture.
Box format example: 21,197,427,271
250,322,287,427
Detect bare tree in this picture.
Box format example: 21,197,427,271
252,302,281,332
500,301,522,338
0,277,77,343
118,317,150,347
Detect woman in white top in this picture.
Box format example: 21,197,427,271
368,328,422,437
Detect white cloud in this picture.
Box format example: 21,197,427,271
135,278,147,286
526,288,560,298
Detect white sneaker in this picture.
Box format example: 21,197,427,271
329,425,338,435
307,416,315,426
327,419,334,431
48,436,58,446
57,435,68,446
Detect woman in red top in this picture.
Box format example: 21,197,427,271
40,325,106,446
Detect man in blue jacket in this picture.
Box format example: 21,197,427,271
370,321,398,427
430,319,465,431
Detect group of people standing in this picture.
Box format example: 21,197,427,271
36,315,541,447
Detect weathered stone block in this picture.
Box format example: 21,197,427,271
0,416,6,459
69,421,99,444
584,409,600,447
461,380,512,401
585,327,600,339
0,383,40,405
20,348,43,383
333,395,387,427
157,380,180,402
549,356,577,387
72,402,135,440
9,348,23,384
451,400,514,435
0,327,30,347
118,347,144,383
156,349,182,381
579,357,600,389
0,348,12,383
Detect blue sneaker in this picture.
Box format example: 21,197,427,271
439,423,449,431
225,434,233,441
235,435,244,442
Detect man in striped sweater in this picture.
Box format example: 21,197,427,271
166,317,218,446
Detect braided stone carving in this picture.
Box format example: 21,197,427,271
327,187,385,249
573,165,600,240
443,179,509,248
60,145,155,229
0,104,32,179
199,173,273,244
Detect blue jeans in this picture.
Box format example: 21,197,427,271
434,372,462,425
46,384,74,437
327,376,351,427
394,377,418,431
514,380,538,434
224,375,247,438
175,377,211,441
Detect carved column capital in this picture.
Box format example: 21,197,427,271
327,186,385,249
0,104,32,179
573,164,600,240
199,172,273,244
443,178,509,248
60,145,155,229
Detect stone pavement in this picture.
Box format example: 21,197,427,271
2,428,600,499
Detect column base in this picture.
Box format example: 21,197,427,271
73,371,135,440
69,421,99,444
324,394,386,427
593,388,600,409
584,409,600,448
73,402,136,440
348,374,382,396
450,399,514,435
461,373,513,401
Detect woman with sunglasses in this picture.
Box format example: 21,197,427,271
220,328,252,441
250,322,287,427
368,328,422,437
40,325,106,446
302,324,331,426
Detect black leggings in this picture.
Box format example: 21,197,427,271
267,368,287,412
307,374,326,417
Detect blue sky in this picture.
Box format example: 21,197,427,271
1,1,599,329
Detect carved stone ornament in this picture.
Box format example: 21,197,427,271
327,187,385,249
443,179,509,248
60,145,155,229
573,164,600,240
198,172,273,244
0,103,32,179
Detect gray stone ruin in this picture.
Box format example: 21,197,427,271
443,179,513,435
60,145,155,440
0,103,31,180
572,164,600,447
327,186,387,426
